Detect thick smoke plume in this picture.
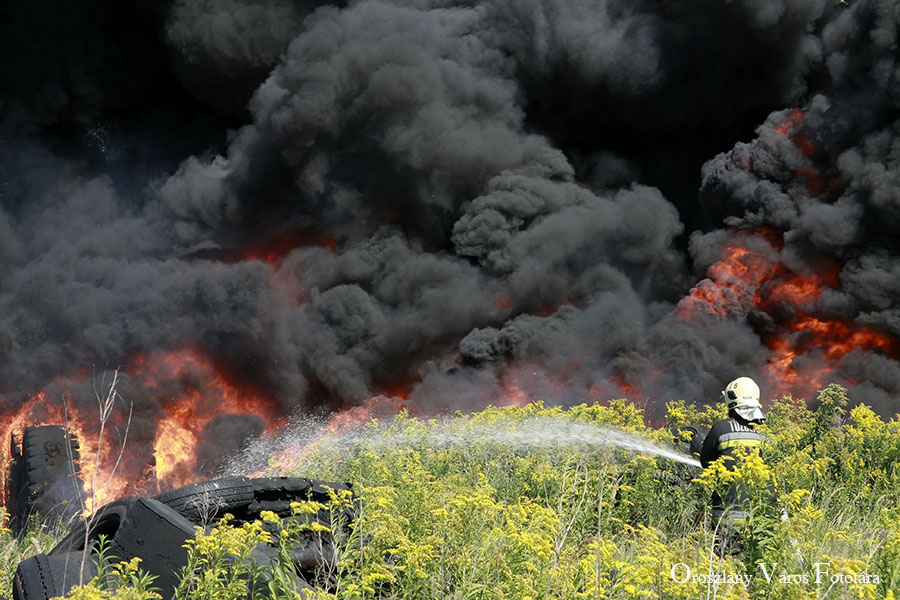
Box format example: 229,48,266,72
1,0,898,487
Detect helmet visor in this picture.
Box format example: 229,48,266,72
722,390,737,407
734,405,766,423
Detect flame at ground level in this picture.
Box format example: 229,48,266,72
137,349,286,490
0,390,106,512
3,226,899,511
0,348,287,511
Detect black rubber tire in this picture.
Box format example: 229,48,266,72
6,426,85,536
248,541,318,596
108,498,197,600
49,498,137,556
249,476,314,495
242,478,355,594
309,480,352,498
249,477,352,499
12,552,97,600
289,530,337,581
245,477,355,522
154,476,254,521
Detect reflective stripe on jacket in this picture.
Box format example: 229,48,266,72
700,417,767,522
701,418,766,469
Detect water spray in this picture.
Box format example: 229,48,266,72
228,414,701,476
384,418,702,467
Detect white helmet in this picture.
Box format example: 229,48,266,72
722,377,765,423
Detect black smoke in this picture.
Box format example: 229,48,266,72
1,0,897,459
698,0,900,412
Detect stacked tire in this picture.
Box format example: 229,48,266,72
6,426,85,537
153,476,354,592
13,553,97,600
12,477,354,600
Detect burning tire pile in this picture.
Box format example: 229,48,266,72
6,427,354,600
5,426,85,537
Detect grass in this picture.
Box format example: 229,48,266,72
0,511,64,597
3,384,899,599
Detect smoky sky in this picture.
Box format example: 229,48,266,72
1,0,899,433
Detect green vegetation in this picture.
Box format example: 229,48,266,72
0,510,62,597
3,384,899,599
62,537,162,600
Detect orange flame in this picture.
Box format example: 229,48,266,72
134,349,286,490
774,109,805,136
680,231,900,399
0,347,289,512
0,387,128,512
677,242,777,320
774,109,814,156
772,109,842,197
243,231,336,266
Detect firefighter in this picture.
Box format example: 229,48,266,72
700,376,768,549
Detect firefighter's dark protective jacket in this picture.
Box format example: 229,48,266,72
700,415,767,522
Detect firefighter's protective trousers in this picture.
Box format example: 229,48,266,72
700,417,766,525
